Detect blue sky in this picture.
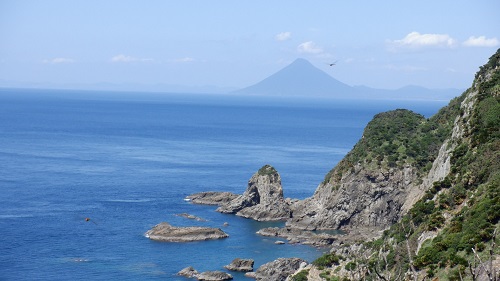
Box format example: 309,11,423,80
1,1,499,91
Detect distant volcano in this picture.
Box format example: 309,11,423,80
233,58,352,97
232,58,461,100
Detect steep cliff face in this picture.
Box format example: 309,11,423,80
287,49,500,234
288,164,417,230
287,106,458,231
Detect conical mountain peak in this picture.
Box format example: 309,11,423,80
234,58,351,97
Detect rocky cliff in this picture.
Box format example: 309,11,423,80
217,164,291,221
291,48,499,281
287,107,454,233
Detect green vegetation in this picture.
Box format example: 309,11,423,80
257,164,278,176
312,253,342,268
376,49,500,279
316,48,500,280
291,269,309,281
322,94,464,185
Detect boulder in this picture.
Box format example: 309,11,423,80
254,258,307,281
177,266,199,278
216,165,291,221
145,222,228,242
197,271,233,280
224,258,254,272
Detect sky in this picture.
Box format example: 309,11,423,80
1,1,499,91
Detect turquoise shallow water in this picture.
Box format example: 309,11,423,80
0,89,447,280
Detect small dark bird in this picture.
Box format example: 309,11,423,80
85,218,98,225
328,61,338,66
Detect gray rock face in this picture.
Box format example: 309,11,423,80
145,222,228,242
196,271,233,281
186,192,238,205
286,164,418,232
224,258,254,272
257,227,336,246
178,266,199,278
216,165,291,221
254,258,307,281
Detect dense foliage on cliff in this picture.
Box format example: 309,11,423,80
408,50,500,279
314,49,500,280
323,97,461,185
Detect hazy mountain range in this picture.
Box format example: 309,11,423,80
233,58,462,100
1,58,462,100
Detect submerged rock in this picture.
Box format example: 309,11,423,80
216,165,291,221
145,222,228,242
224,258,254,272
176,213,207,222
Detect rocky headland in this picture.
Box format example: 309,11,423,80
182,50,500,281
145,222,228,242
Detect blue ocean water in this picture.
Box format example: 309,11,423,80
0,89,448,280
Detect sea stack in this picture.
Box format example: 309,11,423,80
216,164,291,221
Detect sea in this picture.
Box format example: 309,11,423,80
0,88,449,280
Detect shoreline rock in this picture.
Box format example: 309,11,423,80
186,191,238,206
256,227,337,247
224,258,254,272
253,258,307,281
178,266,199,278
145,222,228,242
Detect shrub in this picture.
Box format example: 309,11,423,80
313,253,342,267
291,269,309,281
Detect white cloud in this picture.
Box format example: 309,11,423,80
389,32,456,49
463,36,499,47
275,31,291,41
111,54,153,63
297,41,324,54
173,57,195,63
43,57,75,64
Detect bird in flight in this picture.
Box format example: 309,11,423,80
328,61,338,66
85,217,98,225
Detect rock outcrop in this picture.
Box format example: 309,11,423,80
287,164,418,231
186,191,238,205
256,227,336,246
216,165,291,221
178,267,233,280
253,258,307,281
224,258,254,272
178,266,199,278
145,222,228,242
